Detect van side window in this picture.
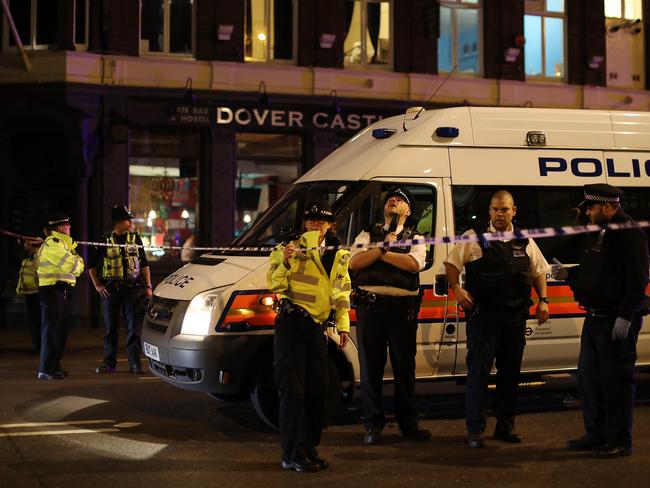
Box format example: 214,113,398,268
338,183,436,270
451,185,650,263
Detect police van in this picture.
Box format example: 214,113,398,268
142,106,650,428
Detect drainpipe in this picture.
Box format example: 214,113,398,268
0,0,32,72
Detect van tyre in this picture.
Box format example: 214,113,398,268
250,357,343,431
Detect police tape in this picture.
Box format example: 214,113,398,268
4,220,648,254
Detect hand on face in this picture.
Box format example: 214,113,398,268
384,196,410,221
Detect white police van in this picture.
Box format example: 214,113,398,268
142,106,650,428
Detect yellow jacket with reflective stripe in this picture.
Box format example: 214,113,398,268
36,231,85,287
16,255,39,295
267,230,352,333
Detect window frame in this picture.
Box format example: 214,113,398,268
139,0,196,58
343,0,394,70
73,0,90,52
2,0,61,51
524,0,567,81
244,0,298,64
438,0,483,76
605,0,644,20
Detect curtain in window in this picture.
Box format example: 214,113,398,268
273,0,293,59
367,2,380,62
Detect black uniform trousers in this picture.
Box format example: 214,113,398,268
38,284,70,374
101,281,144,368
357,298,419,432
273,307,328,462
25,293,42,352
577,314,641,448
465,305,527,435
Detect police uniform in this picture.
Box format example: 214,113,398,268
16,239,42,353
267,202,351,472
36,214,84,380
89,205,149,374
350,188,430,444
445,221,548,444
566,184,649,458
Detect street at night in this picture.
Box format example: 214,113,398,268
2,327,650,488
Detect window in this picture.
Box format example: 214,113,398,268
605,0,644,89
245,0,296,62
524,0,565,79
140,0,193,56
2,0,69,50
235,133,302,237
438,0,481,75
451,185,650,264
344,0,392,68
74,0,89,50
128,129,200,262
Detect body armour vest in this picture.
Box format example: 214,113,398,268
102,232,141,280
351,223,420,292
464,224,532,309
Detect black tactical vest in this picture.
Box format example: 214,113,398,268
351,223,420,292
464,223,532,309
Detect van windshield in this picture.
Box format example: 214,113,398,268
233,181,362,248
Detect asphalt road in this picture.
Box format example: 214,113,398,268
1,326,650,488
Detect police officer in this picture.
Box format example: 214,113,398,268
267,201,351,472
16,236,44,354
349,187,431,445
560,184,649,458
89,205,153,374
36,214,85,380
444,190,549,448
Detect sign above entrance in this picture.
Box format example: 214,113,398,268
166,102,392,131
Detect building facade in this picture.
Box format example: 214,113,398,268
1,0,649,320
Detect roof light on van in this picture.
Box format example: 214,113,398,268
435,127,460,138
526,131,547,146
372,128,397,139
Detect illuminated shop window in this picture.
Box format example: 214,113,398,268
524,0,565,80
140,0,193,55
245,0,296,62
605,0,644,89
235,133,302,237
438,0,481,75
128,129,199,262
1,0,88,51
343,0,392,68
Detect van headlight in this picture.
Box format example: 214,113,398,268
180,291,220,336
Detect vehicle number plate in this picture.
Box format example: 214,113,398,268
143,342,160,361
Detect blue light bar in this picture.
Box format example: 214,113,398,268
435,127,460,138
372,128,397,139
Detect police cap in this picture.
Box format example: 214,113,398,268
111,205,134,223
303,201,334,222
46,213,70,228
383,187,413,208
580,183,623,207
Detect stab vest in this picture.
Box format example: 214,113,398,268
102,232,141,280
351,223,420,292
464,223,532,309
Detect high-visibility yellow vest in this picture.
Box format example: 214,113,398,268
267,230,352,332
102,232,141,280
36,231,84,287
16,255,39,295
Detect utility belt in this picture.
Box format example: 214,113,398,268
105,278,142,289
277,299,331,331
585,308,618,319
351,288,417,306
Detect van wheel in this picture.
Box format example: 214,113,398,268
250,357,343,431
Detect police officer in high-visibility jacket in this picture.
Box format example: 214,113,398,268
16,236,44,354
89,205,153,374
267,201,351,473
36,214,84,380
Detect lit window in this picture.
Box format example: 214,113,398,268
140,0,194,56
438,0,481,75
605,0,644,89
344,0,392,68
245,0,296,62
524,0,565,79
1,0,90,51
128,129,200,262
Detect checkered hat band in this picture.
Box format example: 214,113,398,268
48,218,70,225
584,193,619,203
